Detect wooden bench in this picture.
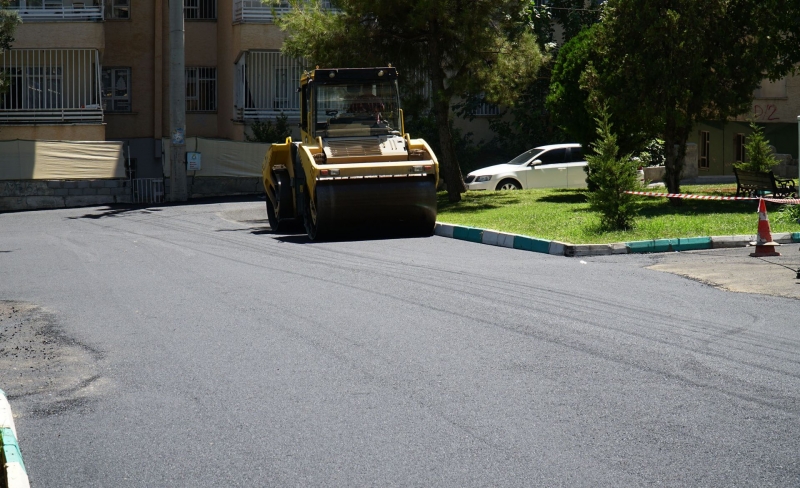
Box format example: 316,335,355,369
734,168,797,198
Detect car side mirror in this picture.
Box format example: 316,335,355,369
529,159,542,167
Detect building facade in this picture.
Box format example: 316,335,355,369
1,0,316,179
688,74,800,176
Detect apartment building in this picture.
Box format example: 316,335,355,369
688,74,800,176
0,0,315,179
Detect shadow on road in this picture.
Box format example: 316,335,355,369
66,194,265,220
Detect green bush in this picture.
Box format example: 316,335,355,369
733,122,780,173
774,204,800,226
245,113,292,143
586,108,642,230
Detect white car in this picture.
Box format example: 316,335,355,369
464,143,588,191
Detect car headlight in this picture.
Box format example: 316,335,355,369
475,175,492,182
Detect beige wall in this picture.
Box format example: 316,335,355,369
186,22,218,66
14,22,105,53
735,73,800,125
0,124,105,141
104,0,157,139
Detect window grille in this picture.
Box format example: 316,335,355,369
234,52,302,120
104,0,129,18
0,49,102,123
186,67,217,112
102,68,131,112
184,0,216,19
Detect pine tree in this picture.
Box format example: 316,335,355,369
585,107,641,230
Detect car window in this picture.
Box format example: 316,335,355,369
506,148,543,165
537,148,566,165
566,147,584,163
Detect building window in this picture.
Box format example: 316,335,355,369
27,67,62,109
0,67,23,110
102,68,131,112
105,0,129,19
734,133,745,163
699,131,710,169
184,0,216,19
186,67,217,112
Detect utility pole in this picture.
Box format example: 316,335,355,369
168,0,188,201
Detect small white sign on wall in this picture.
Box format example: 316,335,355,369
186,152,202,171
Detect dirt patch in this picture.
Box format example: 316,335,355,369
0,301,106,419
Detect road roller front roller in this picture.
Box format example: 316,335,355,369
261,67,439,241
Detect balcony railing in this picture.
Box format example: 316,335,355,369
6,0,103,21
234,51,303,121
233,0,333,24
0,49,103,124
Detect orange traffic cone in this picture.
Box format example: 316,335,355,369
750,198,781,257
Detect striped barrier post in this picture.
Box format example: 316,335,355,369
0,390,30,488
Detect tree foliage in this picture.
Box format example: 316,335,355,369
276,0,547,202
0,0,21,97
734,123,780,173
551,0,800,196
489,0,602,159
245,113,292,144
585,107,641,231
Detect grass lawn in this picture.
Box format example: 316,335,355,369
437,184,800,244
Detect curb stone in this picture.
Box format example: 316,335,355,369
1,389,30,488
434,222,800,257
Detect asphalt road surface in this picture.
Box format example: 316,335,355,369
1,199,799,487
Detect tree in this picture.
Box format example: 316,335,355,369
276,0,547,202
0,0,21,97
734,122,780,173
245,113,293,143
489,0,602,159
585,106,641,230
584,0,800,196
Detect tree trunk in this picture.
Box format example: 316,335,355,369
663,118,690,203
428,35,466,203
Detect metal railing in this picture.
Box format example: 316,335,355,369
232,0,333,24
0,49,103,124
6,1,103,21
131,178,165,204
234,51,303,121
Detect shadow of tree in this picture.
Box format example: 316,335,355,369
537,190,588,204
438,191,522,213
68,207,163,220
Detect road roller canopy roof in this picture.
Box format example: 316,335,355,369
306,68,402,139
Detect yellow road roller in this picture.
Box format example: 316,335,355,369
261,67,439,240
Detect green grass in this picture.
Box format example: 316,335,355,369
437,184,800,244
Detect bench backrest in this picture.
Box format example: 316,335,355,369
734,168,775,188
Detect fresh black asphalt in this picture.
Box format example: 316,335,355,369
1,200,798,486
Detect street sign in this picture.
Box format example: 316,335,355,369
187,152,201,171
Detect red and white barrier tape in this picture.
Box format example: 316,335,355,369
624,191,800,205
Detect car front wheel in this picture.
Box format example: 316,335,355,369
496,179,521,191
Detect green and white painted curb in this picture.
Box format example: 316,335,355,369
0,389,29,488
434,223,800,257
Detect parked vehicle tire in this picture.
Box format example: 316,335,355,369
496,179,521,191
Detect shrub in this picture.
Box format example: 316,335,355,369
733,122,780,173
245,113,292,143
774,204,800,226
586,107,642,230
636,138,666,167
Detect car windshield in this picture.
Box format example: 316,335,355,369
314,81,401,138
506,148,544,165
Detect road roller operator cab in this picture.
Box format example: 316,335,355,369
262,67,440,240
